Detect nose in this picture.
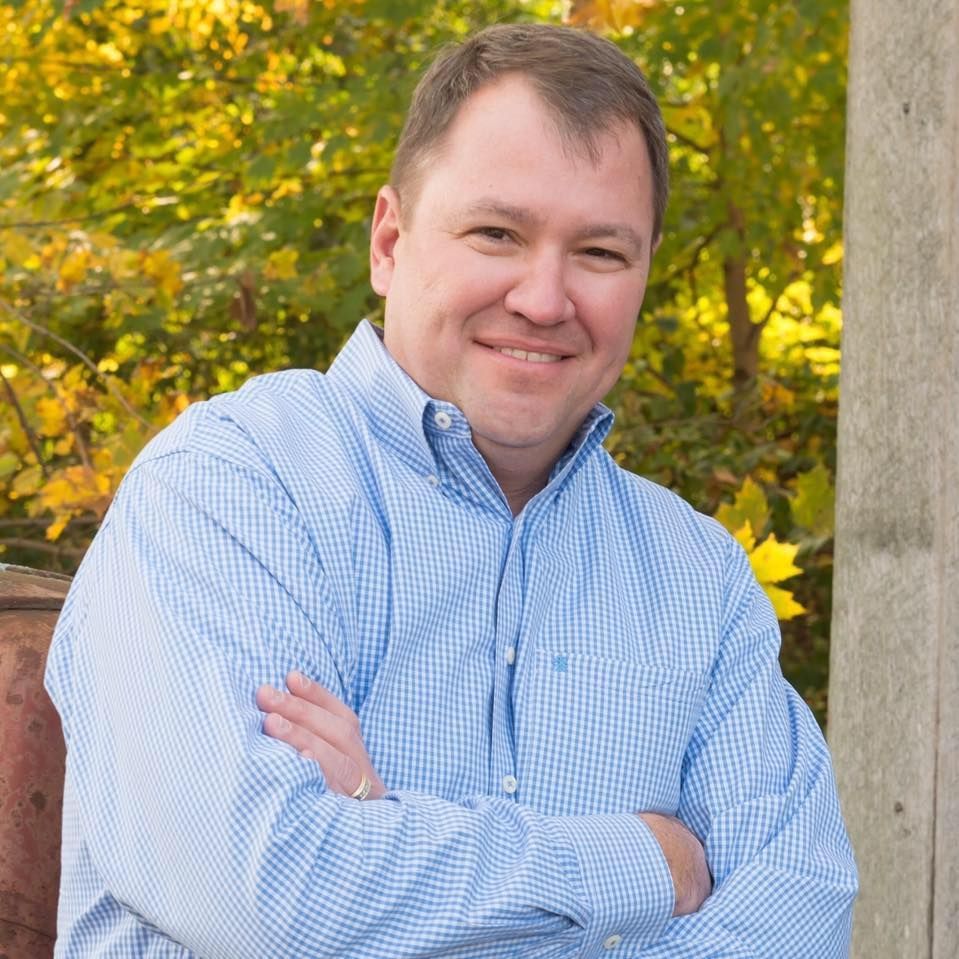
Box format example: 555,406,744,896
502,251,574,326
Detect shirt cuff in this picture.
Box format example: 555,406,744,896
546,813,674,954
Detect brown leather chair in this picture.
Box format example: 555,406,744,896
0,564,70,959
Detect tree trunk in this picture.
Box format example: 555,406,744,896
829,0,959,955
723,202,760,386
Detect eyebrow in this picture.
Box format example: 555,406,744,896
461,200,646,256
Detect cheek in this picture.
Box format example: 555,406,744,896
581,300,640,356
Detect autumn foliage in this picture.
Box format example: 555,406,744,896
0,0,845,721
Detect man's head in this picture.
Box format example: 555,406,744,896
369,24,666,501
391,22,669,241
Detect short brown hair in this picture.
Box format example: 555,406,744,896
391,22,670,240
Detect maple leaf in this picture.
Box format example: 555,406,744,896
748,533,802,585
764,585,807,621
728,518,806,622
716,477,770,538
791,463,835,538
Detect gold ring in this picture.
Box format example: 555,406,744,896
350,774,372,801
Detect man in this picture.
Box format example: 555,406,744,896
46,22,857,957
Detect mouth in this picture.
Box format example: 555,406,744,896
492,346,565,364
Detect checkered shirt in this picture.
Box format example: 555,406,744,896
46,320,857,957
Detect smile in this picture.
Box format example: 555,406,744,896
493,346,564,364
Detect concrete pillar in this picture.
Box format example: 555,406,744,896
828,0,959,957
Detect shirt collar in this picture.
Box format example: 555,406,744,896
326,319,614,504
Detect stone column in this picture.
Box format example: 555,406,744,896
828,0,958,957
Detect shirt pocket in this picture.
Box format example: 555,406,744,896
515,649,707,816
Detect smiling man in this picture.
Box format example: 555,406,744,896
46,23,857,958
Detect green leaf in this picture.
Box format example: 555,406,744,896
715,477,770,538
791,463,835,537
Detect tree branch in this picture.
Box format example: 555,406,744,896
0,341,94,471
665,125,714,157
0,536,89,559
755,270,804,332
0,299,156,434
0,366,48,476
1,201,139,230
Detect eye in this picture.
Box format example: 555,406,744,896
473,226,513,242
583,247,627,263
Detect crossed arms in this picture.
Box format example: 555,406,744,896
257,671,713,917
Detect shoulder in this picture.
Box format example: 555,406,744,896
585,450,733,564
133,368,338,474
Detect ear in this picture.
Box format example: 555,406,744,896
369,185,403,297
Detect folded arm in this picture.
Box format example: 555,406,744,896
636,537,858,957
259,671,713,917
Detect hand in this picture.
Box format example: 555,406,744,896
256,672,386,800
639,812,712,916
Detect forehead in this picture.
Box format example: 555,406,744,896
411,76,655,233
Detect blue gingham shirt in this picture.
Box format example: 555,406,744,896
46,320,857,957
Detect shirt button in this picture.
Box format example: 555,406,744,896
426,474,440,487
433,411,452,430
502,775,518,794
602,934,623,950
505,646,516,665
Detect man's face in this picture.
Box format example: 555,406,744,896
370,75,657,471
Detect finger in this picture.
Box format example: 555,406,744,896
262,711,360,795
285,672,359,725
257,684,358,756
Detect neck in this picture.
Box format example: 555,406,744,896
472,437,563,516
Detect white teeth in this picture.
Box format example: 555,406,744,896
495,347,563,364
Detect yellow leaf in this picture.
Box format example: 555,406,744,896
35,396,68,437
264,247,299,280
749,533,802,585
11,463,43,498
45,514,71,542
715,477,769,537
2,230,37,268
566,0,658,31
822,241,843,266
733,520,756,553
760,380,796,412
141,250,183,297
92,447,115,473
38,465,114,518
58,248,90,290
107,248,140,283
0,451,19,480
764,584,807,621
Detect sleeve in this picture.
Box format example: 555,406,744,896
640,535,858,958
45,447,675,959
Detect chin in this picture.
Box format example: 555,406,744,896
470,419,560,452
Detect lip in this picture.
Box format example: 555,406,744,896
475,338,575,362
